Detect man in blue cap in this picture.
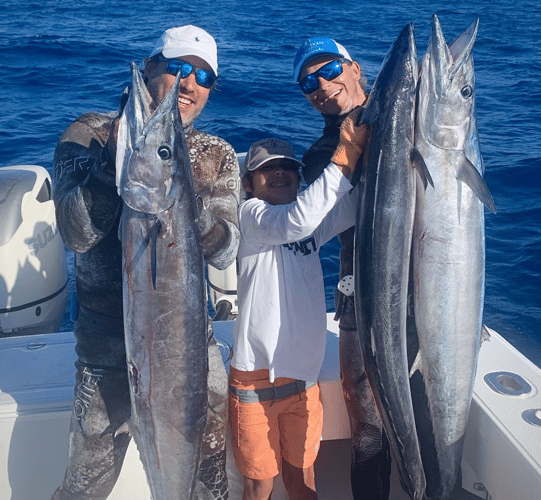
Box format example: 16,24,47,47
293,37,392,500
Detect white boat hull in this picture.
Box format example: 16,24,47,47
1,315,540,500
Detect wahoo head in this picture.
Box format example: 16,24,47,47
362,22,417,125
417,14,479,151
116,62,192,214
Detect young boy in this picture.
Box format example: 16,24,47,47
229,109,366,500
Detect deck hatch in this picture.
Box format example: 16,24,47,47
484,371,532,397
522,409,541,427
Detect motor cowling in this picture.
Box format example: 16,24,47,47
0,165,69,336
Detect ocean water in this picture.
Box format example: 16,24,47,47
1,0,540,366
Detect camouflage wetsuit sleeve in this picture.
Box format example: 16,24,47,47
53,112,121,253
53,112,124,321
187,130,240,271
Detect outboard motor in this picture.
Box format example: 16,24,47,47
208,262,238,321
0,165,69,336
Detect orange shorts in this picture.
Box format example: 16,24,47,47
228,366,323,480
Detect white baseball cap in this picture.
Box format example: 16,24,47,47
149,25,218,76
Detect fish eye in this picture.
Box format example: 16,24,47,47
158,146,171,160
461,85,473,99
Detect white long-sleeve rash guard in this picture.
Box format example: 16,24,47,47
232,162,358,383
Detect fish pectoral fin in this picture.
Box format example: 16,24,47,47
410,147,434,189
456,157,497,213
409,350,422,378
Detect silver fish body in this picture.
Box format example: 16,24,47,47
354,23,427,500
412,14,495,499
116,63,208,500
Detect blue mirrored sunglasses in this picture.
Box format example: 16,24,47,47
299,59,347,95
165,58,217,89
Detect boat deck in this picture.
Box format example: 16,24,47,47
1,315,541,499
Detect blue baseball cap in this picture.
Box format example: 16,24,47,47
293,37,352,82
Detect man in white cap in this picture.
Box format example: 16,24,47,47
144,25,219,128
228,113,365,500
51,25,239,500
293,37,391,500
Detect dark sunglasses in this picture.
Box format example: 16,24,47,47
299,59,347,95
164,58,217,89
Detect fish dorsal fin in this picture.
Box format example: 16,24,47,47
148,64,184,133
429,14,452,96
116,62,155,197
130,62,154,130
449,16,479,81
456,156,496,213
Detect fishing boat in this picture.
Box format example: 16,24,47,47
1,165,540,500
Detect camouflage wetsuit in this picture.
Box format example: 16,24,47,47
302,110,391,500
51,109,239,500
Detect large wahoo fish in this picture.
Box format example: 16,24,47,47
354,23,430,500
116,62,208,499
412,15,495,499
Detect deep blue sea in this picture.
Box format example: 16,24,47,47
1,0,540,366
